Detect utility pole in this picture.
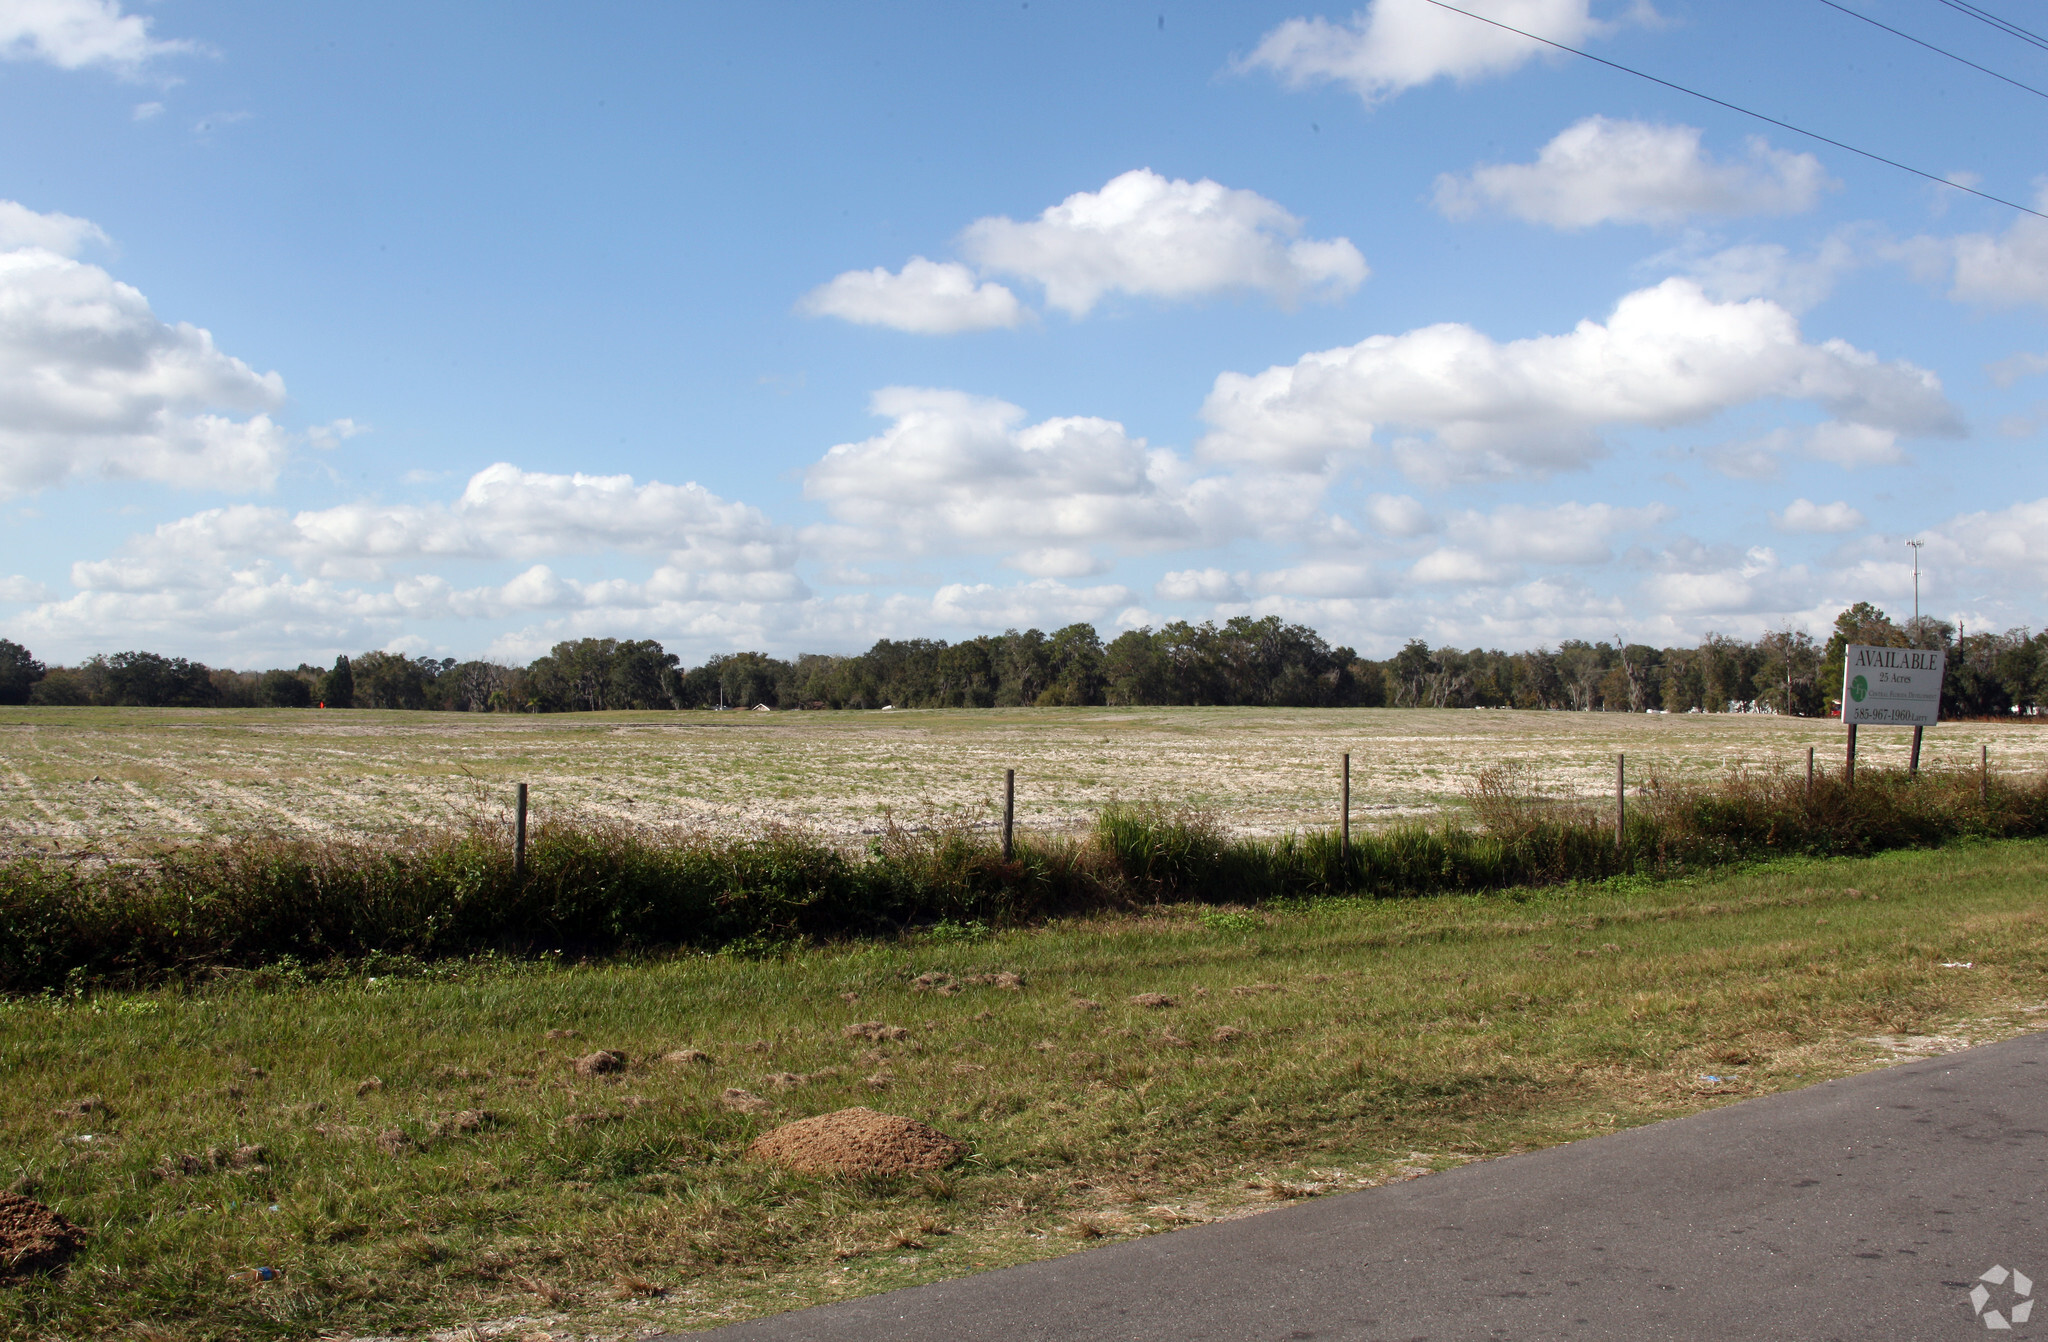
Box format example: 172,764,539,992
1905,539,1924,641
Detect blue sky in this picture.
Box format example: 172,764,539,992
3,0,2046,666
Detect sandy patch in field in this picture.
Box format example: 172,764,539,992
3,705,2042,854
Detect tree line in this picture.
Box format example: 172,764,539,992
2,604,2044,716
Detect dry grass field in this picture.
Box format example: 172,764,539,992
4,706,2044,858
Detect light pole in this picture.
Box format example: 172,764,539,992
1905,539,1924,641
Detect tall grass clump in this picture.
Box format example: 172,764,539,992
3,764,2045,991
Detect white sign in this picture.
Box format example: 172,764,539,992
1840,643,1946,726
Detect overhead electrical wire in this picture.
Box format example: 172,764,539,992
1417,0,2048,222
1811,0,2048,102
1929,0,2048,54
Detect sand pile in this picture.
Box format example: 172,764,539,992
0,1192,86,1279
746,1108,967,1176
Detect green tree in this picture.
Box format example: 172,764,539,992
1555,641,1610,711
1039,623,1106,706
256,668,313,708
321,655,355,708
1698,634,1760,711
352,651,428,709
1754,629,1824,716
1102,630,1166,705
99,651,218,707
1821,602,1905,708
0,639,44,705
994,629,1051,706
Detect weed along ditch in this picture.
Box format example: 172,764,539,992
2,708,2048,1339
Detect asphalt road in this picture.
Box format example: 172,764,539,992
671,1028,2048,1341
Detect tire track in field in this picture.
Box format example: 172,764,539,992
68,744,261,841
199,782,342,836
2,765,89,838
115,780,207,837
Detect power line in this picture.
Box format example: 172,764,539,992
1930,0,2048,54
1417,0,2047,221
1812,0,2048,101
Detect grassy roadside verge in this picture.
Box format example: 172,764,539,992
5,764,2046,992
3,838,2047,1340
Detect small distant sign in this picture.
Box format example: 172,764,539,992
1841,644,1945,726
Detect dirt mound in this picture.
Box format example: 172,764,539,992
572,1050,626,1077
842,1021,909,1041
0,1192,86,1279
747,1107,967,1176
1129,992,1177,1008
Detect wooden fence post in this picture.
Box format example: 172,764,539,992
1003,769,1015,862
1845,724,1857,786
514,782,528,879
1909,724,1923,776
1981,743,1989,803
1340,753,1351,870
1805,745,1814,798
1615,753,1625,851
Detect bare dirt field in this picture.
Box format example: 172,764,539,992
2,705,2043,857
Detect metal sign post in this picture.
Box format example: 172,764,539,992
1003,769,1015,862
514,782,528,878
1340,753,1351,868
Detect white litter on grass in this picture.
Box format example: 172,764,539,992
1867,1034,1974,1057
1942,962,1975,969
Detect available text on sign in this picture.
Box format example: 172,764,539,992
1840,644,1946,727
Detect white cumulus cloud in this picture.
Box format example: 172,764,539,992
803,387,1321,567
1987,351,2048,388
1773,498,1865,533
803,171,1364,330
799,257,1024,334
0,0,197,73
1650,233,1864,313
0,209,291,496
1803,421,1905,468
1242,0,1629,105
1197,278,1960,482
1156,567,1247,601
0,199,107,255
1944,206,2048,310
959,169,1366,316
1640,543,1813,617
1435,117,1830,229
925,578,1138,630
1365,492,1436,537
1934,496,2048,581
25,464,813,662
88,464,800,588
1402,501,1669,586
1447,500,1669,563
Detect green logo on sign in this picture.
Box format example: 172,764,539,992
1850,675,1868,702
